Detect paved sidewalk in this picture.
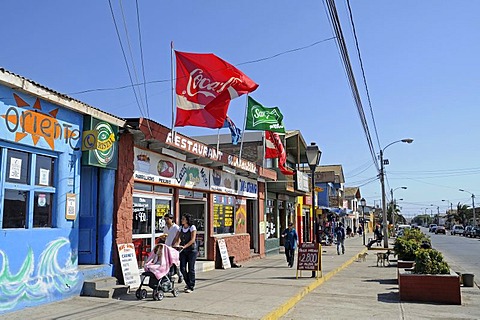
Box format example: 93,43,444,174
3,234,479,320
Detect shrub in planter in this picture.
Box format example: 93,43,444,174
394,238,419,261
413,249,449,275
394,229,430,261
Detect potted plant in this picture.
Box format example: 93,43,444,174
399,248,461,304
394,229,429,268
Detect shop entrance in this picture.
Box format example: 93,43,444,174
246,199,258,253
179,198,207,259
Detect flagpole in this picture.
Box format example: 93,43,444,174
239,94,249,160
216,128,221,153
170,41,175,131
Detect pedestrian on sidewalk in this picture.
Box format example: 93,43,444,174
281,222,298,268
174,213,197,293
159,213,183,283
335,222,345,255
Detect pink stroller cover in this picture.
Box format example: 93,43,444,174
144,244,180,280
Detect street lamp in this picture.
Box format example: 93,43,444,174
306,142,322,243
380,138,413,248
390,186,407,234
360,198,366,245
459,189,476,226
442,199,453,214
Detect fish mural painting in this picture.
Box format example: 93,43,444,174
0,238,82,314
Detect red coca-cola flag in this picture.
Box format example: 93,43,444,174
174,51,258,128
265,131,294,175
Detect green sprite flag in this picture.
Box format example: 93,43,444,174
245,96,285,133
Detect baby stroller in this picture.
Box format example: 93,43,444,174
135,243,180,301
135,271,179,301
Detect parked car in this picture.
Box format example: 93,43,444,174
463,226,474,237
471,226,480,238
451,225,464,235
435,225,446,234
429,224,438,233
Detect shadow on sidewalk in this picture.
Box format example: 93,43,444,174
378,291,400,303
363,278,397,285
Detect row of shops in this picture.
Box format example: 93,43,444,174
0,68,361,314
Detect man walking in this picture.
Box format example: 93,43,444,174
282,222,298,268
160,213,182,283
335,222,346,255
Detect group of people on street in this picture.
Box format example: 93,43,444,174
144,212,198,293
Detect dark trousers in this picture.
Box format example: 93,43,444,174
180,249,197,290
285,247,295,266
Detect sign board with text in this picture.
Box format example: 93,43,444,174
117,243,141,288
217,238,231,269
296,242,321,278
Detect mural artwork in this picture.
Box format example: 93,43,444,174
0,238,81,312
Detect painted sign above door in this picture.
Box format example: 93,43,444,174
0,91,81,152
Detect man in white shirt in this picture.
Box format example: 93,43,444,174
159,213,182,283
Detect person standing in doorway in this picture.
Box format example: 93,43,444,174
335,222,346,255
174,213,197,293
281,222,298,268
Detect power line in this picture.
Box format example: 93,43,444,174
135,0,151,119
66,37,337,96
107,0,146,118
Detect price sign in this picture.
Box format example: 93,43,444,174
296,243,321,277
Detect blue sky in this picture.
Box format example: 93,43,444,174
1,1,479,219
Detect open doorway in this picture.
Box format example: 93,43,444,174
179,198,207,259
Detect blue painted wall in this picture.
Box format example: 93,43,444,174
0,87,84,314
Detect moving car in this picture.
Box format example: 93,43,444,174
451,225,464,235
471,226,480,238
429,224,438,233
435,225,446,234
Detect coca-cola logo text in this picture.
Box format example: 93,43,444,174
185,69,241,98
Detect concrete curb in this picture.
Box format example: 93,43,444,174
262,247,368,320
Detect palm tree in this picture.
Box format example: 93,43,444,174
455,203,470,226
387,201,401,225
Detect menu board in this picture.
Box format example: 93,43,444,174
297,242,321,272
213,203,234,234
117,243,141,288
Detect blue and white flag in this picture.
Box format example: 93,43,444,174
223,115,242,145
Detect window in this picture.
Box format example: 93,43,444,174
213,195,234,234
3,190,27,228
132,197,152,234
1,148,56,229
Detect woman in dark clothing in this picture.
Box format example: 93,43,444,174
174,213,197,293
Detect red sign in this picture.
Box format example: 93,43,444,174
304,196,312,205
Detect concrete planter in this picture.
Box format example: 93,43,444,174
398,269,461,305
397,260,415,269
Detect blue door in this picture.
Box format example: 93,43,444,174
78,166,98,264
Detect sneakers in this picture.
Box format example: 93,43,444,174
184,286,194,293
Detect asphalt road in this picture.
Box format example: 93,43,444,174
423,227,480,283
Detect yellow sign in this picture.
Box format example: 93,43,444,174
315,187,324,192
82,130,98,151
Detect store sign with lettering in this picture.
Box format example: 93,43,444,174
0,92,80,151
237,177,258,198
82,116,118,169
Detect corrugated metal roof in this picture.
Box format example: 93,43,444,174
0,67,126,127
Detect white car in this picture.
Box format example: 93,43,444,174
451,225,464,235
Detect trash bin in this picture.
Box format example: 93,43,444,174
462,273,475,287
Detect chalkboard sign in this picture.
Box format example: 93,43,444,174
296,242,321,274
213,203,234,234
117,243,141,288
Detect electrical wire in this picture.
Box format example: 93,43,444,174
107,0,146,118
135,0,150,119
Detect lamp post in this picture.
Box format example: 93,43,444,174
306,142,322,243
380,138,413,248
360,198,366,245
442,199,453,226
459,189,476,226
442,199,453,214
390,186,407,235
